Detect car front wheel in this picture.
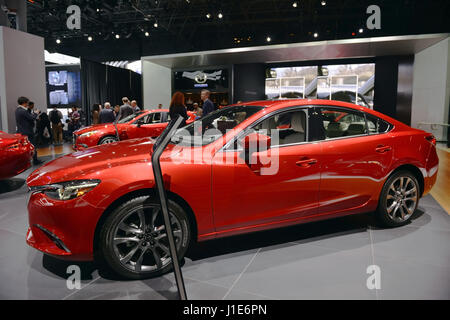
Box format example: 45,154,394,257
98,136,118,145
377,171,419,227
98,196,191,279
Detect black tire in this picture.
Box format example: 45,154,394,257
98,136,118,145
98,196,191,280
376,170,420,227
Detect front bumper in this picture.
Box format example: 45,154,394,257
26,191,103,261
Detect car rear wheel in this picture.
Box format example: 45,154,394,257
98,136,118,145
98,196,191,279
377,171,419,227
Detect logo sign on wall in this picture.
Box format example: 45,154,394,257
174,69,229,90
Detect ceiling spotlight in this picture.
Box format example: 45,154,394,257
96,8,100,12
154,22,158,28
266,36,271,42
313,32,319,38
359,28,364,33
321,0,326,6
115,34,120,39
56,39,61,44
88,36,93,41
206,13,211,19
145,31,149,37
218,12,223,19
292,2,298,7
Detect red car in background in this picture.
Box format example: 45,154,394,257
0,131,34,180
73,109,196,150
26,99,438,279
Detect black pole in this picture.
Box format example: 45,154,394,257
151,115,187,300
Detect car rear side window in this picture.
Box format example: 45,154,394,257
319,107,367,139
366,114,393,134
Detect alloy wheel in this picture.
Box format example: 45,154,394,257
385,176,418,223
112,205,182,272
101,137,117,144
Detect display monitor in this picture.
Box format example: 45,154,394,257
46,65,81,107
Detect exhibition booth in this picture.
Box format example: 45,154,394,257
0,0,449,304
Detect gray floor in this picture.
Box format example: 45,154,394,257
0,158,449,300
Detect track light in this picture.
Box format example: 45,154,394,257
313,32,319,38
115,34,120,39
218,12,223,19
88,36,93,41
145,32,149,37
359,28,364,33
292,2,298,7
206,13,211,19
321,0,326,6
56,39,61,44
266,36,271,42
154,22,158,28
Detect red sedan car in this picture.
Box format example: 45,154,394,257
0,131,34,180
26,99,438,279
73,109,195,150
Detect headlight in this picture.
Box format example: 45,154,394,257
79,130,98,138
31,180,100,201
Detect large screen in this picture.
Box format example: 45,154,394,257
174,69,229,91
46,65,81,107
266,63,375,108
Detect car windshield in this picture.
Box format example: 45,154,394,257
171,105,264,146
118,112,145,124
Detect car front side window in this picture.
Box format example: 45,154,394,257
228,108,308,151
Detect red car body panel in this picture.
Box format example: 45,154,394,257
73,109,195,150
0,131,34,180
26,99,438,261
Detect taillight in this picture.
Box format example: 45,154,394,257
425,134,436,146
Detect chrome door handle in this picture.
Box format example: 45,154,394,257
296,158,318,167
375,145,392,153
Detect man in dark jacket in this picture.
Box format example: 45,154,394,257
201,90,215,117
99,102,116,124
15,96,42,165
117,97,134,121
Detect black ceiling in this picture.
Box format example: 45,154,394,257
27,0,450,62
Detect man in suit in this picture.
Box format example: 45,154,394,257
131,100,141,113
201,90,215,117
117,97,134,121
15,96,42,165
99,102,116,124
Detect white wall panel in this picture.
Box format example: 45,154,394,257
411,37,450,141
0,27,46,133
142,60,171,110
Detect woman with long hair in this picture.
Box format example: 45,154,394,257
169,91,188,127
92,104,101,125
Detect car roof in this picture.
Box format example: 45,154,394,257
228,99,405,128
142,109,169,113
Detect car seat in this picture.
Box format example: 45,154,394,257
282,112,306,144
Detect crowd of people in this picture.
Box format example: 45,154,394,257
14,90,218,165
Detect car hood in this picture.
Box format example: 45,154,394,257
74,124,116,135
26,137,174,186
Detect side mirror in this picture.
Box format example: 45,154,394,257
241,132,271,153
240,132,271,173
136,119,144,127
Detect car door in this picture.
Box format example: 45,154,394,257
316,106,394,215
128,112,169,139
211,107,321,234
